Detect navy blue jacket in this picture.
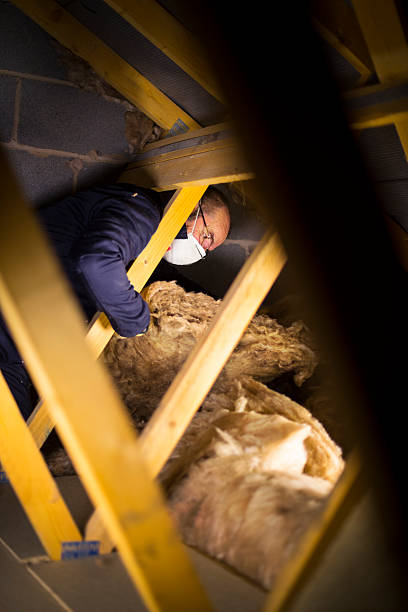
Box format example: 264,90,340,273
38,183,166,337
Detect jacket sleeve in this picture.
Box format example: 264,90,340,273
69,198,158,337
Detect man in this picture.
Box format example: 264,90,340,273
162,185,230,265
0,182,230,419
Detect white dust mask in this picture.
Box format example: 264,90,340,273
163,207,206,265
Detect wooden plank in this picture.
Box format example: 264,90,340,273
352,0,408,82
119,141,254,189
86,229,286,549
11,0,200,131
311,0,374,80
28,186,207,449
352,0,408,159
127,186,208,287
0,374,82,560
0,148,211,612
131,137,236,168
143,122,231,152
104,0,223,103
137,130,233,164
348,96,408,129
343,77,408,100
139,230,286,477
27,398,56,451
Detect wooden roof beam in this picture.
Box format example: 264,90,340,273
11,0,200,131
352,0,408,159
344,76,408,100
138,230,286,478
0,374,82,560
28,187,207,448
0,147,211,611
86,228,287,551
104,0,223,103
28,126,251,448
118,125,254,189
311,0,374,84
349,96,408,129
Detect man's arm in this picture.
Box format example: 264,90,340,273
69,197,160,337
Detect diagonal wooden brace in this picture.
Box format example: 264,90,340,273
28,186,208,449
0,373,82,560
0,147,212,612
11,0,200,131
86,229,287,550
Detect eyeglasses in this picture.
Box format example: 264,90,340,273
198,201,213,247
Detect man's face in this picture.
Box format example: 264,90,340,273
186,205,230,251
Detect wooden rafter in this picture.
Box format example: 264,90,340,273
104,0,223,102
138,231,286,477
86,229,287,550
11,0,200,131
0,147,211,612
1,0,399,606
352,0,408,159
0,374,82,560
349,96,408,129
27,186,207,449
5,0,291,603
352,0,408,82
27,126,253,471
143,121,231,151
118,125,254,189
311,0,374,83
343,77,408,101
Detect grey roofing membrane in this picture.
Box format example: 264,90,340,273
56,0,226,126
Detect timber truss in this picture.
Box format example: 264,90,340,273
1,1,407,611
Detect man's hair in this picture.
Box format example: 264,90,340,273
188,186,230,220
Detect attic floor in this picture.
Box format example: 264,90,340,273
0,475,266,612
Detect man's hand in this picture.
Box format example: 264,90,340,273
115,325,148,340
114,285,150,339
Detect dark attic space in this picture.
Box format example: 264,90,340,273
1,1,408,611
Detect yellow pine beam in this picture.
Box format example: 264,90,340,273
352,0,408,159
352,0,408,82
127,186,207,287
0,148,211,612
119,139,254,190
343,77,408,101
348,96,408,129
143,121,231,152
29,127,231,448
138,230,286,477
0,374,82,560
104,0,223,103
28,186,207,449
311,0,374,82
86,229,287,549
11,0,200,131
